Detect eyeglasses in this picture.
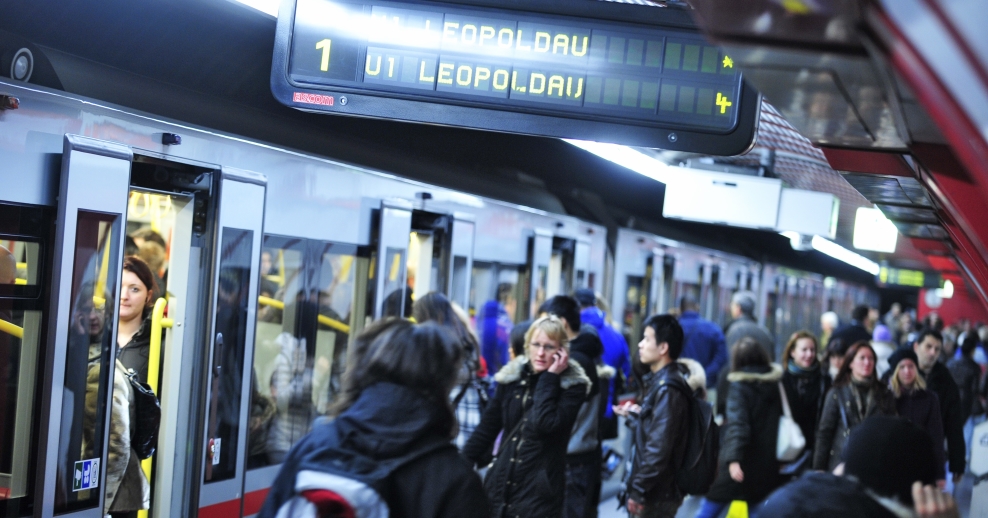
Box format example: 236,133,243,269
528,342,560,354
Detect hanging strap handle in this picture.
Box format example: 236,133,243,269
778,382,794,419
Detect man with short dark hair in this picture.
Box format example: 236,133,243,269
724,290,776,361
678,296,727,388
546,295,605,518
616,314,690,518
830,305,873,348
912,329,966,484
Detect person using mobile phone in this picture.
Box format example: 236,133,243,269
463,316,592,518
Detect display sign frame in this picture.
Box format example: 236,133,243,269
271,0,760,154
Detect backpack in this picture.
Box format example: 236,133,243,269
123,366,161,460
273,441,450,518
668,379,719,495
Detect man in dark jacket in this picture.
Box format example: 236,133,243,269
948,334,986,467
548,295,604,518
913,329,966,483
678,297,728,388
618,314,690,518
829,305,873,349
724,291,776,361
756,417,952,518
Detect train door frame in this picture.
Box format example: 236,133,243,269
39,135,132,518
523,229,553,319
125,151,208,518
194,168,267,516
371,200,412,320
573,238,592,291
448,212,475,311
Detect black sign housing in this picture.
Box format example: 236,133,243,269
271,0,760,154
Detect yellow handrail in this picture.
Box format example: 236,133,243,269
0,318,23,339
138,297,172,518
257,295,350,334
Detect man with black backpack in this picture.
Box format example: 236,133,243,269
616,314,716,518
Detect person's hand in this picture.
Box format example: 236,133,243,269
612,401,641,417
912,481,959,518
627,498,644,515
547,347,568,374
936,479,946,490
729,462,744,482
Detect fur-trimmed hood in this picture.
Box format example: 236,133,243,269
727,363,783,383
677,358,707,393
597,364,616,380
494,355,593,394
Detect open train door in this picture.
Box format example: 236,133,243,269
39,135,131,518
372,200,412,320
196,169,266,517
524,229,553,319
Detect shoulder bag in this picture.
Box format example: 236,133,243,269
776,382,806,462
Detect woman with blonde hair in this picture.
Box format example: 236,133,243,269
888,348,946,486
463,316,591,518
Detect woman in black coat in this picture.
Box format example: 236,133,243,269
781,331,830,470
463,316,591,518
696,337,785,517
260,319,487,518
813,341,896,472
888,348,946,484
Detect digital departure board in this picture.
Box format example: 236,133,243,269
271,0,760,154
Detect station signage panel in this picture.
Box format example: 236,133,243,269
271,0,759,154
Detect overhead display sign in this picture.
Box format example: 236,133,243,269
271,0,760,154
877,266,940,289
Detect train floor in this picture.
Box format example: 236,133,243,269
596,472,978,518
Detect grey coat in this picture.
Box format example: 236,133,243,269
725,316,776,361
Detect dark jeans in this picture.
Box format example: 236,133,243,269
564,453,602,518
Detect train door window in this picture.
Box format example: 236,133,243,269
0,205,49,516
470,262,520,373
661,255,675,314
55,212,123,513
706,265,719,323
549,237,575,299
407,212,451,303
203,228,253,483
449,217,475,310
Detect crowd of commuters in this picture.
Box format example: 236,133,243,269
254,284,983,518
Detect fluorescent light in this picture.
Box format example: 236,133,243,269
853,207,898,253
563,139,676,185
232,0,278,17
937,279,954,299
811,235,880,275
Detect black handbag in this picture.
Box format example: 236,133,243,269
125,368,161,460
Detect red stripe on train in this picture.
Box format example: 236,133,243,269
243,488,270,516
198,488,270,517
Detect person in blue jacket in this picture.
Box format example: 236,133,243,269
574,288,630,438
677,295,728,388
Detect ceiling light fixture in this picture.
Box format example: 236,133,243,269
563,139,676,185
811,235,880,275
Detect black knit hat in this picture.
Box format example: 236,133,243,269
843,416,938,505
574,288,596,308
887,347,919,374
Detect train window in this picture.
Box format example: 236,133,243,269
0,206,49,515
204,228,253,483
248,237,366,470
379,248,408,318
54,212,122,513
0,239,41,297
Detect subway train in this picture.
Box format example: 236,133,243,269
0,74,877,517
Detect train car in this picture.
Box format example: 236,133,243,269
0,79,611,518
